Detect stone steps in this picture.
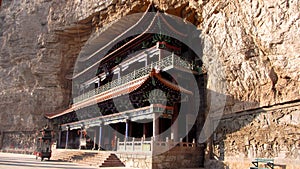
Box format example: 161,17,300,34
100,154,125,167
51,150,85,161
51,150,96,162
76,154,109,166
51,150,125,167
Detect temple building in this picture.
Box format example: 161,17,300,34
45,6,206,168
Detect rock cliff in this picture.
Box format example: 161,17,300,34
0,0,299,168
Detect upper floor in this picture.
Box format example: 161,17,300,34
72,41,202,105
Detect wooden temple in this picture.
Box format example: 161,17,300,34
45,7,205,154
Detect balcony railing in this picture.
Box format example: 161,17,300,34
73,54,193,104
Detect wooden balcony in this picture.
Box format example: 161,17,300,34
73,53,195,104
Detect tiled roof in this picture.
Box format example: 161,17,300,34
45,70,192,119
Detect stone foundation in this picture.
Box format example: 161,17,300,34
117,153,153,169
152,146,204,169
117,146,204,169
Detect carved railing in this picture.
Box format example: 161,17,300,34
73,54,193,104
117,137,196,153
117,138,152,152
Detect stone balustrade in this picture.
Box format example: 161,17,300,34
117,137,196,153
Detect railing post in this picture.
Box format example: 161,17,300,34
124,137,126,151
141,137,144,151
132,137,135,152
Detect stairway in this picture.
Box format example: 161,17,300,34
99,153,125,167
72,152,99,162
51,149,125,167
51,150,86,161
78,152,110,166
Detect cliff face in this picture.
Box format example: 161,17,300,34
198,1,299,168
0,1,57,132
201,0,300,110
0,0,299,167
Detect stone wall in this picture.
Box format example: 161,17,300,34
0,131,37,154
208,102,300,169
152,146,204,169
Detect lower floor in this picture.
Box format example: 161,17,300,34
55,103,198,152
57,116,197,152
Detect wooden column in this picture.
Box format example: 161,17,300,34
153,112,159,141
171,119,178,142
98,124,102,151
79,128,83,150
185,114,189,142
129,120,133,138
65,128,69,149
93,127,97,150
107,126,111,150
125,119,129,141
58,130,62,148
171,104,179,142
112,129,117,151
185,97,193,143
143,123,147,139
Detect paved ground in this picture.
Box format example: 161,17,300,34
0,152,133,169
0,152,205,169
